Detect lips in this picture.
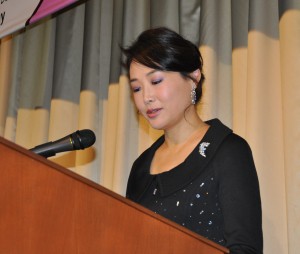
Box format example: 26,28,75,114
146,108,162,118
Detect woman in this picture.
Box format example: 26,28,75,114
122,27,263,254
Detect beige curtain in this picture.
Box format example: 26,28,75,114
0,0,299,253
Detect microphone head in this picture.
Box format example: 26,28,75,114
71,129,96,150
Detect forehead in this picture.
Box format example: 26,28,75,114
129,61,155,76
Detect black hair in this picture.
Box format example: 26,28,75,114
121,27,205,104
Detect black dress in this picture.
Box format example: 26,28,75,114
126,119,263,254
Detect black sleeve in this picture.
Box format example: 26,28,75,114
216,135,263,254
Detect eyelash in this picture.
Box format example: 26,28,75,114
131,79,163,93
152,79,162,85
132,87,141,93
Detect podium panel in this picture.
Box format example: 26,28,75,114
0,137,229,254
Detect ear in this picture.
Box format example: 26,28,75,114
191,69,201,83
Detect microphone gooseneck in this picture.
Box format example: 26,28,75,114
29,129,96,158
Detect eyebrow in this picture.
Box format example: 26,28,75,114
130,69,159,83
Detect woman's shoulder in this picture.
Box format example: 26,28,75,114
205,118,252,154
220,132,253,159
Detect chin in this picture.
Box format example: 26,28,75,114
147,121,165,131
149,124,164,130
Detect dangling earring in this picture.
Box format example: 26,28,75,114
191,83,197,105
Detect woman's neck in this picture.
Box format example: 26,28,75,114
163,118,208,149
150,117,209,175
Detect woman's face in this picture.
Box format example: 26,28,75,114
129,61,196,131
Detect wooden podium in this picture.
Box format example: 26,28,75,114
0,137,229,254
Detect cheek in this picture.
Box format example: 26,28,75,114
156,88,170,101
133,93,144,110
162,83,190,106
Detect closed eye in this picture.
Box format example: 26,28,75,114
152,79,162,85
132,86,141,93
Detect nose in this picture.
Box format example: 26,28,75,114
143,86,155,105
145,97,154,104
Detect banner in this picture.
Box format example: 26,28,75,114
0,0,78,39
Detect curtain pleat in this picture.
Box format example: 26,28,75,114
110,75,138,194
100,83,119,189
197,0,233,126
231,0,249,135
0,37,12,137
279,3,300,253
247,1,288,253
0,0,299,253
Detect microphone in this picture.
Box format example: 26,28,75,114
29,129,96,158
